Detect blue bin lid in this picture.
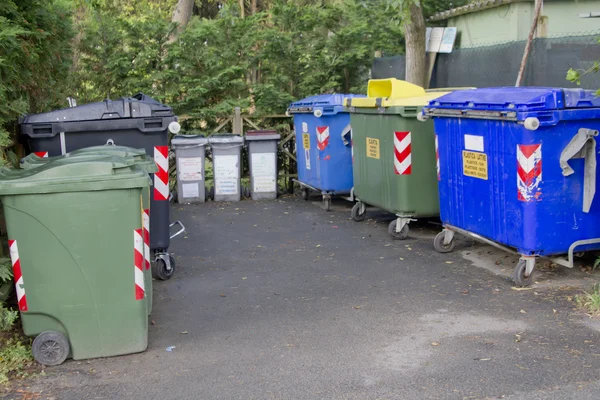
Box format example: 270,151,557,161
427,87,600,112
288,94,365,114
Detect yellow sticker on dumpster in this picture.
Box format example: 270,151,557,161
367,137,380,159
462,151,488,180
302,133,310,149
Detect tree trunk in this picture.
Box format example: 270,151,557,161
168,0,195,43
239,0,245,18
403,2,426,87
251,0,257,14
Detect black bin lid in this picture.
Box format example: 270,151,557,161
20,93,174,124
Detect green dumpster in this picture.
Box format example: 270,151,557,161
0,157,150,365
345,80,449,239
21,146,158,315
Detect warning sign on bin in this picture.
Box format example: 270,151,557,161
367,137,380,159
462,151,488,180
302,133,310,149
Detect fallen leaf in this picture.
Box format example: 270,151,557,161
242,277,248,280
431,342,440,347
511,287,533,291
385,244,392,247
316,244,321,248
179,331,188,335
151,320,156,325
332,226,338,228
474,358,491,361
399,257,404,261
257,245,263,248
445,261,453,264
407,247,412,251
353,305,362,309
553,309,558,314
220,293,227,297
520,309,527,314
515,334,522,342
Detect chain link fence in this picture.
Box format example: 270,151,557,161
372,32,600,89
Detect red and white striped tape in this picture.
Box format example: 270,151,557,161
517,144,542,202
435,135,440,181
142,209,150,271
34,152,48,158
134,229,145,300
316,126,330,151
394,131,412,175
154,146,169,201
8,240,27,312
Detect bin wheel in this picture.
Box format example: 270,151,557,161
433,231,455,253
154,255,176,281
32,331,70,366
322,197,331,211
301,189,309,201
388,220,409,240
351,202,366,222
514,259,533,287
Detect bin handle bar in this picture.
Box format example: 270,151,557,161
169,221,186,240
560,128,599,213
340,124,352,147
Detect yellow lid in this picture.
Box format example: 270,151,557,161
382,91,451,107
368,78,426,99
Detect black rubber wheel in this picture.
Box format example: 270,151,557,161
351,202,366,222
154,255,176,281
514,259,533,287
301,189,309,201
388,220,409,240
32,331,69,366
433,231,455,253
322,197,331,211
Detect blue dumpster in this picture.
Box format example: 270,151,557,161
424,87,600,286
288,94,364,210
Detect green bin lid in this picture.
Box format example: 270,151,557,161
21,146,158,174
0,157,150,195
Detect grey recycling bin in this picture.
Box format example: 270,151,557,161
172,134,208,204
246,130,280,200
208,135,244,202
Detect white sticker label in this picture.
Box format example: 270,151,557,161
304,149,311,170
464,134,484,152
178,157,203,181
251,153,276,193
214,155,239,195
181,183,200,198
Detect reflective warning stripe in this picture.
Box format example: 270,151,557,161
517,144,542,202
34,152,48,158
394,131,412,175
316,126,330,151
142,209,151,271
435,135,440,181
154,146,169,201
134,229,145,300
8,240,27,312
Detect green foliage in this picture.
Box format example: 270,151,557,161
567,58,600,96
577,283,600,316
0,0,74,161
0,306,18,333
0,338,32,384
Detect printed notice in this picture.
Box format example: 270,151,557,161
462,151,488,180
181,183,200,198
214,155,239,195
251,153,276,193
366,137,380,159
178,157,203,181
302,133,310,149
464,134,484,152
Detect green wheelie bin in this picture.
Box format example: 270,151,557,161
345,79,449,239
0,157,150,365
21,146,158,315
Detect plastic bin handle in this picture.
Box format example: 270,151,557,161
560,128,599,213
341,123,352,147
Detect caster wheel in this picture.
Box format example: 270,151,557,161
514,259,533,287
388,220,409,240
351,202,366,222
153,255,176,281
433,231,455,253
322,197,331,211
32,331,70,366
301,189,309,201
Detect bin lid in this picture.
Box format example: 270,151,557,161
208,134,244,145
20,93,174,124
245,130,280,141
348,92,451,112
172,134,209,147
0,157,150,195
20,147,158,173
287,94,365,114
425,87,600,112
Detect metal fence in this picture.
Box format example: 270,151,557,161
372,32,600,89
